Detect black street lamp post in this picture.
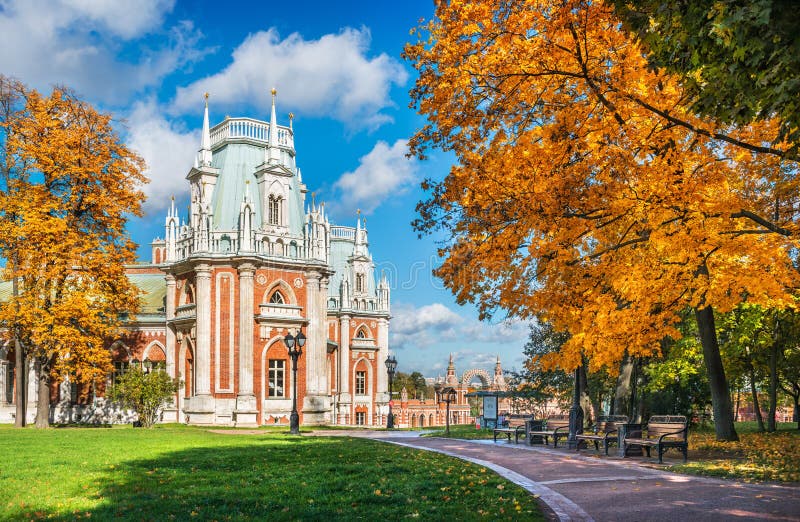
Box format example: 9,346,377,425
567,366,584,449
284,329,306,436
434,383,457,436
385,355,397,429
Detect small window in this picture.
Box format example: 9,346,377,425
269,291,285,304
355,411,366,426
269,359,285,398
356,371,366,395
356,328,367,339
355,273,365,293
268,195,282,226
112,361,129,386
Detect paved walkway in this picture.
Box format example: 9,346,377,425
312,430,800,521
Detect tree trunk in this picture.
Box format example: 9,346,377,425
34,359,51,429
695,306,739,441
734,381,741,421
613,354,634,417
14,340,25,428
793,393,799,430
767,333,779,433
12,273,26,427
579,365,595,425
748,366,765,432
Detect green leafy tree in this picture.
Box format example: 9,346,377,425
109,368,181,428
613,0,800,152
642,332,710,422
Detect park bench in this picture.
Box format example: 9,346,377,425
575,415,629,455
527,414,570,447
622,415,688,464
493,414,531,443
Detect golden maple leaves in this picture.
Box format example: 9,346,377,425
0,77,147,388
405,1,800,371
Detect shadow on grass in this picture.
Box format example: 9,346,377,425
20,434,542,521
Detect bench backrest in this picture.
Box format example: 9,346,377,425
545,415,570,429
595,415,629,433
646,415,687,440
504,414,530,428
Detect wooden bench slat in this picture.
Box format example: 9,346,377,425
575,415,629,455
622,415,688,463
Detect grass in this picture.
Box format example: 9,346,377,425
0,425,546,521
669,421,799,483
422,424,496,440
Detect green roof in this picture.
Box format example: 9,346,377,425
0,273,166,315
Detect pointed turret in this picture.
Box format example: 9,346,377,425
377,271,390,312
165,195,179,262
340,272,351,309
238,180,255,252
353,210,368,257
445,353,458,386
197,93,212,167
305,191,329,262
493,355,507,391
267,88,280,165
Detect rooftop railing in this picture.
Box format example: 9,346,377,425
209,117,294,149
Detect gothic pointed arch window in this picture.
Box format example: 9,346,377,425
269,291,285,304
355,273,365,293
356,327,368,339
268,195,282,226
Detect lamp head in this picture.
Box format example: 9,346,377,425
284,332,295,350
384,354,397,374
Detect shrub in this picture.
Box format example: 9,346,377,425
109,368,181,428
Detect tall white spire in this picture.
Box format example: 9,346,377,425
267,87,280,164
197,93,212,167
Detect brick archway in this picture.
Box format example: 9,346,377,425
461,368,491,388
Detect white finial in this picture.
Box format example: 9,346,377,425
289,112,294,131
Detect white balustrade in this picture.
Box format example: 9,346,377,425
209,118,294,149
330,226,356,240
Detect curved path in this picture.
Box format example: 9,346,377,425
313,430,800,522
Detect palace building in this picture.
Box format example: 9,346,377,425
0,91,393,427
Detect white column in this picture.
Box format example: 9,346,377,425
165,275,177,378
339,315,351,395
317,277,329,394
305,273,323,395
0,361,7,405
194,264,213,403
302,272,330,424
338,315,351,424
377,317,389,399
235,264,258,426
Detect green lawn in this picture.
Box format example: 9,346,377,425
422,424,496,440
0,425,546,521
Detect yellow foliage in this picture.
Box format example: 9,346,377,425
0,77,147,390
405,1,800,372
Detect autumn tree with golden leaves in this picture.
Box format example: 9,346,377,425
0,76,147,428
405,0,800,441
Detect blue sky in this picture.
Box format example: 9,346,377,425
0,0,530,377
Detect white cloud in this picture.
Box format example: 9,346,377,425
0,0,207,104
172,27,407,129
330,139,417,216
390,302,529,355
126,99,199,214
61,0,176,39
